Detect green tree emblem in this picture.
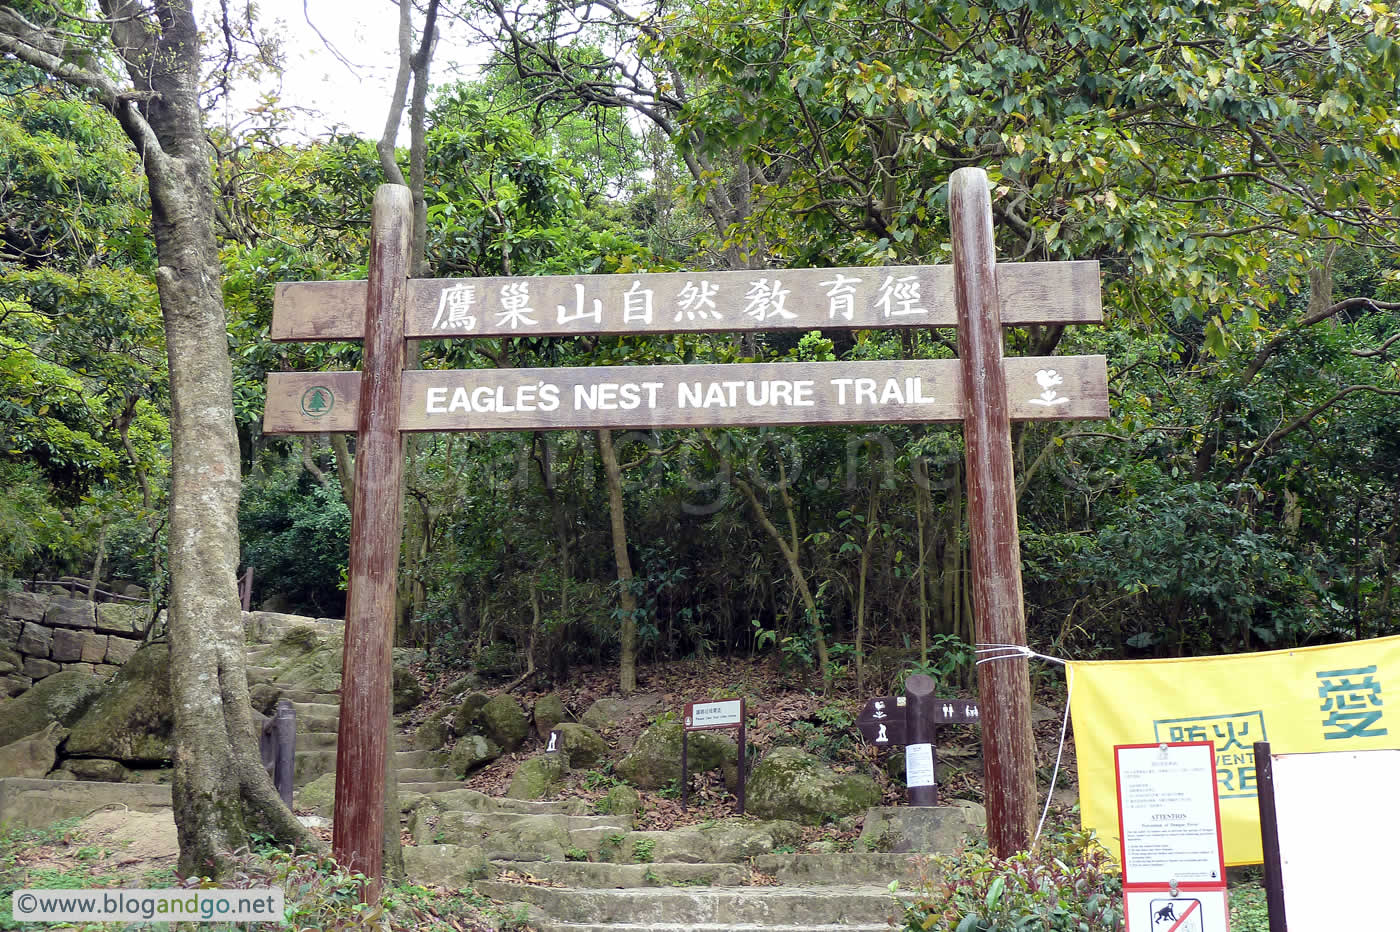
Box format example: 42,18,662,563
300,386,334,419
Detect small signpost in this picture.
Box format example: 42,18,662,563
682,698,747,814
1115,742,1229,931
263,168,1108,887
856,674,980,805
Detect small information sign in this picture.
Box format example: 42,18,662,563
906,743,936,788
1115,742,1228,932
545,729,562,754
685,699,743,730
856,695,908,746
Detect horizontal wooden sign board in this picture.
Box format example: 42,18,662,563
685,699,745,730
271,261,1101,341
264,356,1107,434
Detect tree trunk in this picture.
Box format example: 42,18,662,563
598,429,639,693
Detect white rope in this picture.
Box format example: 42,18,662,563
972,642,1074,847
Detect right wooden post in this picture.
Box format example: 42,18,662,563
950,167,1037,856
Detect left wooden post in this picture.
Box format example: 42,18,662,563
333,184,411,897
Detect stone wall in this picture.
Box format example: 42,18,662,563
0,591,149,698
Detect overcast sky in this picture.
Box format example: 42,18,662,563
210,0,489,140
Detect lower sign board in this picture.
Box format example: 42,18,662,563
1123,889,1228,932
264,356,1108,434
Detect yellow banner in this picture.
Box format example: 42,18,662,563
1069,636,1400,865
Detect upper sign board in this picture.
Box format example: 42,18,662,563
264,355,1108,434
685,699,745,730
271,262,1101,341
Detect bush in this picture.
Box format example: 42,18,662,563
898,829,1122,932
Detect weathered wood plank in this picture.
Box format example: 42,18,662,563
262,355,1108,434
952,166,1038,856
332,184,411,895
270,261,1101,341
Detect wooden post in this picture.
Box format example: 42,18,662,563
736,717,747,815
904,673,938,806
1254,741,1288,932
680,730,689,810
950,167,1037,856
332,184,412,896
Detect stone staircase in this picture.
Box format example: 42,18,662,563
241,615,461,797
405,789,915,932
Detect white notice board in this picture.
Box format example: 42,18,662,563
1271,748,1400,930
1115,743,1226,886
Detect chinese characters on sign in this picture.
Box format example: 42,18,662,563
1154,712,1265,801
1317,666,1387,740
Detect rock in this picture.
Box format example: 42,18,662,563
413,708,452,751
0,647,21,675
598,821,803,864
0,778,171,829
51,628,85,663
94,664,119,678
0,670,104,747
256,626,343,693
449,735,502,778
46,769,76,781
1032,702,1062,724
104,636,140,665
580,698,629,731
745,747,881,825
59,758,130,782
4,592,46,623
478,694,529,751
65,643,174,762
506,755,568,800
80,633,108,664
602,784,642,818
859,802,986,853
0,619,24,649
62,663,96,675
403,843,488,888
445,673,484,697
615,721,736,790
392,666,424,714
296,772,337,818
22,657,61,679
452,692,491,736
123,767,173,784
0,674,31,697
552,723,608,770
17,622,51,657
533,693,568,736
94,603,144,636
0,723,68,778
45,597,95,629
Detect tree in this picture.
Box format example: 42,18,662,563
0,0,318,876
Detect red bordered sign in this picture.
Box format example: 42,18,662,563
1114,742,1229,931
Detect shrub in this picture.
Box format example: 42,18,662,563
897,829,1122,932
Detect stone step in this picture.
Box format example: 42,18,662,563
412,810,632,859
537,924,893,932
290,702,340,733
421,788,591,816
395,767,456,784
392,749,448,769
474,883,896,927
751,853,925,886
295,731,413,752
494,861,748,888
399,781,465,795
256,687,341,705
244,665,282,683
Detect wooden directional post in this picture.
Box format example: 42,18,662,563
332,184,411,896
951,167,1038,856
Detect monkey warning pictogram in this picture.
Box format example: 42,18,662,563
1124,890,1227,932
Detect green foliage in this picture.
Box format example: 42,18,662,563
239,460,351,616
898,830,1123,932
631,838,657,863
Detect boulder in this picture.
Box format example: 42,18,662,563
0,647,21,675
477,694,529,751
615,721,736,790
602,784,642,818
0,619,23,649
80,633,108,664
3,591,46,623
123,767,173,784
413,708,452,751
257,626,343,693
506,755,568,800
94,603,145,636
552,723,608,770
533,693,568,736
858,802,986,853
580,698,630,731
445,673,484,697
745,746,881,825
62,663,95,676
58,758,130,782
403,843,487,888
0,723,67,778
45,596,95,629
17,622,51,657
51,628,86,663
65,643,174,762
392,666,424,714
104,636,141,665
0,674,31,698
452,692,491,736
22,657,61,679
449,735,502,779
296,772,337,818
0,670,104,747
